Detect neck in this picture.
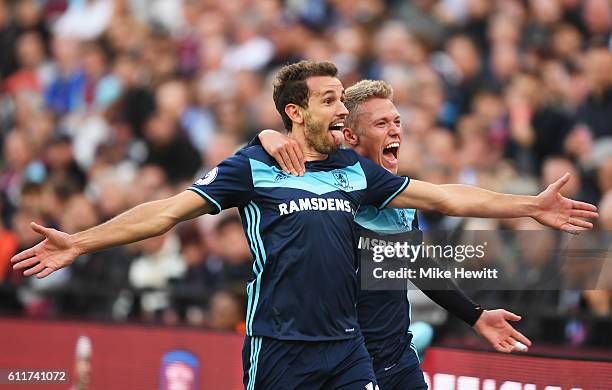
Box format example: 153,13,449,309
289,125,328,161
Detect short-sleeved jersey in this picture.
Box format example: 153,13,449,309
354,207,418,374
189,146,409,341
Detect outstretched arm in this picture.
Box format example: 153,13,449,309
388,174,598,233
11,191,213,278
417,279,531,353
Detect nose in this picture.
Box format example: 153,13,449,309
388,122,401,138
337,101,349,117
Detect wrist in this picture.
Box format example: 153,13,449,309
525,195,540,219
471,306,485,328
71,233,86,256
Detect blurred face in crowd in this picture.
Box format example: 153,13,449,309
446,35,481,79
51,36,80,71
345,98,402,174
156,80,189,119
552,24,582,59
16,32,45,69
530,0,562,26
583,0,611,34
4,131,32,170
144,113,178,146
302,76,348,155
216,220,251,263
209,291,243,331
585,49,612,91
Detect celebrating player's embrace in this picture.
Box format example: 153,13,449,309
12,61,598,390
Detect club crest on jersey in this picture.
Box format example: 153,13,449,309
332,170,352,190
195,167,218,186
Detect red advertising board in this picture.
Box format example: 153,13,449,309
0,318,244,389
1,318,611,389
421,347,612,390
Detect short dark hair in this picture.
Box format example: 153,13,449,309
273,60,338,131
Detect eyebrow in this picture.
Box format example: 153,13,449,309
373,114,401,123
313,87,344,97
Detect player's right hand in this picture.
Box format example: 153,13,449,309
11,222,80,279
259,129,305,176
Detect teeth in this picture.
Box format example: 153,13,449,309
385,142,400,149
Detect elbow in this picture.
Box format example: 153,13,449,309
156,214,179,235
425,197,468,216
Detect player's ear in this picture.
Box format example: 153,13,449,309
285,104,304,125
343,127,359,147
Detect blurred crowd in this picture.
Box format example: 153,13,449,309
0,0,611,347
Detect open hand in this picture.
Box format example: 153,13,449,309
11,222,80,279
533,173,598,233
474,309,532,353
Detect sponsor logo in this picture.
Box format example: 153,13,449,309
278,198,353,215
274,171,290,182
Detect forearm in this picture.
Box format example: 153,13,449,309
421,287,483,326
72,200,180,255
440,185,538,218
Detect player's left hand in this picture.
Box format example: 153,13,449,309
532,173,598,233
473,309,532,353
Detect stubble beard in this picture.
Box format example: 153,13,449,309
304,112,339,155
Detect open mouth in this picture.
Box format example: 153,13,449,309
382,142,400,170
328,121,345,132
383,142,400,159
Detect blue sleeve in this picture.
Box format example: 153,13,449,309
188,152,254,214
358,155,409,209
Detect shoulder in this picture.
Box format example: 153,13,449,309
331,148,360,164
235,145,276,166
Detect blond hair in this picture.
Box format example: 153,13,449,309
345,80,394,133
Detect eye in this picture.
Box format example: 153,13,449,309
324,98,333,105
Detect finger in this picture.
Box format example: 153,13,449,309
10,247,36,263
560,224,587,234
31,222,51,236
291,142,305,175
503,310,521,321
570,209,599,219
279,149,298,176
499,340,514,353
550,173,570,191
23,262,46,277
567,218,593,229
511,329,532,347
274,150,290,174
36,267,54,279
286,144,303,177
572,200,597,212
508,337,529,352
496,341,512,353
12,257,40,270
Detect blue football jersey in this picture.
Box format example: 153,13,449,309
189,146,409,341
354,207,418,374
